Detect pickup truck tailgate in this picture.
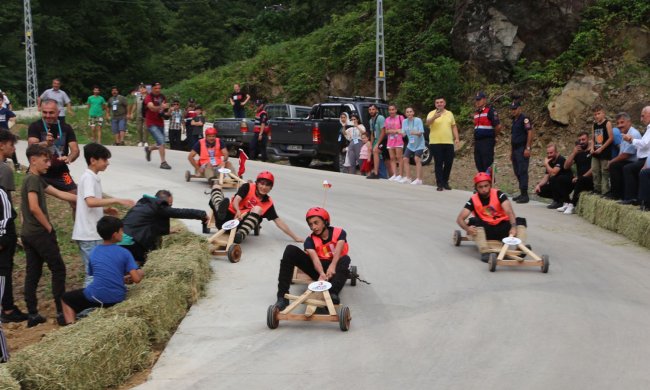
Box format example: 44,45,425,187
269,119,314,145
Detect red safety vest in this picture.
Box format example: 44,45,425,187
474,106,495,138
471,189,509,226
228,184,274,216
310,227,349,261
254,110,269,134
198,138,224,166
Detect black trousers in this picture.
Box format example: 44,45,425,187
538,175,574,203
249,133,268,161
608,159,633,199
0,232,17,312
277,245,350,299
430,144,454,187
623,158,647,200
468,217,526,241
511,145,530,193
638,168,650,203
474,137,495,173
571,176,594,206
233,107,246,119
22,230,67,314
168,129,183,151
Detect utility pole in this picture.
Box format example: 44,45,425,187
24,0,39,108
375,0,386,101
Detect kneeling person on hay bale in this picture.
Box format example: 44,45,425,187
208,170,303,244
273,207,351,311
120,189,208,265
456,172,527,263
61,216,143,325
187,127,234,180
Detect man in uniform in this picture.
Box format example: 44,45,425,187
473,91,501,173
509,101,534,203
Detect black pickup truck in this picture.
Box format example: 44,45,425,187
266,97,391,170
212,103,311,156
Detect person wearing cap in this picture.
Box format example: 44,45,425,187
143,82,172,169
457,172,526,262
128,84,150,147
208,171,302,244
188,127,233,179
230,83,250,119
473,91,501,173
249,100,269,161
509,101,534,203
273,207,351,310
167,99,185,150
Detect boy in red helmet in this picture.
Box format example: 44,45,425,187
187,127,233,179
208,170,302,244
456,172,526,262
273,207,351,310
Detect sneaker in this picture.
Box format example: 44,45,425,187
366,173,379,179
399,177,411,184
234,231,245,244
515,195,529,204
556,203,570,212
160,161,172,170
547,201,562,209
411,179,422,185
144,142,149,147
394,175,403,182
563,204,575,214
329,292,341,305
388,175,397,181
1,308,28,323
27,313,46,328
144,146,151,162
56,312,67,326
137,142,144,147
275,297,290,311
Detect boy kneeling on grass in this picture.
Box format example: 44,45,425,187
61,216,143,325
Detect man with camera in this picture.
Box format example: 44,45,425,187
563,131,593,213
607,112,641,201
143,82,171,170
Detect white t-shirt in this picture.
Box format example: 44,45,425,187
72,169,103,241
1,95,9,109
40,88,71,116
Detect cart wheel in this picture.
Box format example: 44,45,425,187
541,255,550,273
488,253,497,272
350,265,358,287
253,223,260,236
184,170,191,182
453,230,462,246
338,306,351,332
227,244,242,263
267,304,279,329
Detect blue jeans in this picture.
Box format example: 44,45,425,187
77,240,102,287
148,125,165,146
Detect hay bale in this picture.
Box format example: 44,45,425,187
617,207,650,248
0,366,19,390
594,197,622,232
102,276,190,343
576,193,598,223
144,231,211,302
7,316,149,390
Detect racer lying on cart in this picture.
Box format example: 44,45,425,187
273,207,351,310
187,127,234,179
208,170,303,244
456,172,527,262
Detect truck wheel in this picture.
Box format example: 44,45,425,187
332,153,344,172
421,147,432,166
289,157,312,167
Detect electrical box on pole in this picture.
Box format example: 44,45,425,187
375,0,386,101
24,0,39,108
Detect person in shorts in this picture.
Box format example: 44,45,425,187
107,86,129,146
385,104,405,181
143,82,171,170
61,216,143,325
401,107,425,185
85,86,107,143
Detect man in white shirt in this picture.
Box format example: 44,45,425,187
620,106,650,205
37,79,74,124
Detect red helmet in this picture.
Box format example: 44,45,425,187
306,207,330,225
473,172,492,185
205,127,217,136
256,171,274,186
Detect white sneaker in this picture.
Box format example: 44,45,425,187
400,177,411,184
411,179,422,185
388,175,397,181
144,142,149,147
556,203,569,212
137,142,143,147
563,204,575,214
394,175,403,182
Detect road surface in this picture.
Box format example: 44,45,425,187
18,144,650,389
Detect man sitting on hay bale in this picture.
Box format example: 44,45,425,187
456,172,527,262
120,190,208,265
61,216,143,325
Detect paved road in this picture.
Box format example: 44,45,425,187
18,144,650,389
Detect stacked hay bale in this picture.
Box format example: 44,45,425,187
577,193,650,249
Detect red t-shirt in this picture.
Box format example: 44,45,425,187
144,93,166,127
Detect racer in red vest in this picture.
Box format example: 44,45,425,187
456,172,526,262
273,207,352,310
188,127,233,179
207,170,303,244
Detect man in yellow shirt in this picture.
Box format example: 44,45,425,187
426,97,460,191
